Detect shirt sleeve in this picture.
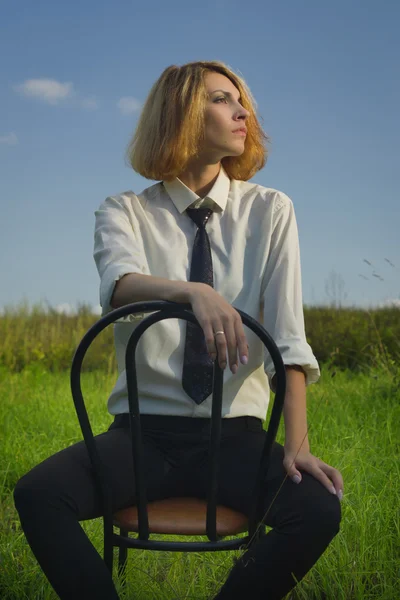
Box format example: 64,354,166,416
261,192,320,391
93,195,146,316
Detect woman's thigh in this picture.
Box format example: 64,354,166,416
215,429,286,518
15,426,170,520
190,428,340,530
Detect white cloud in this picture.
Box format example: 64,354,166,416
55,303,75,315
55,302,102,315
14,78,75,105
378,298,400,308
92,304,102,315
0,132,18,145
117,96,142,115
81,97,99,110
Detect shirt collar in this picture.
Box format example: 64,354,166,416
162,165,231,214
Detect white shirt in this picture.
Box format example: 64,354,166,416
93,165,320,419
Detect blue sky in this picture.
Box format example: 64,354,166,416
1,0,399,314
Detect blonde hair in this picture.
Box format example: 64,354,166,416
125,60,270,182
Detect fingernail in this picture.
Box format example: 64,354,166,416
330,486,337,495
338,489,343,501
292,475,301,484
241,355,248,364
231,364,237,374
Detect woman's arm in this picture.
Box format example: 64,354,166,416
282,366,309,452
261,192,320,390
282,364,343,498
94,195,195,314
111,273,194,307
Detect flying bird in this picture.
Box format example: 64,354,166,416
363,259,372,266
384,258,395,267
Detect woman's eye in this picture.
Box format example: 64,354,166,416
215,97,227,103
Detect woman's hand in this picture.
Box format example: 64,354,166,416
283,446,344,501
188,282,249,373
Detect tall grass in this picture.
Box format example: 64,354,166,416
1,302,399,374
0,302,115,374
1,303,399,598
1,364,399,599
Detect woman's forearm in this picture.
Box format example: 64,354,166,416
282,366,309,451
111,273,196,307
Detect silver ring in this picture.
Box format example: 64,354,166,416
214,331,225,336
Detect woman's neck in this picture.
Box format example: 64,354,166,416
178,162,221,198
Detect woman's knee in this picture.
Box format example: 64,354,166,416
14,470,65,518
14,474,41,514
277,476,342,541
304,488,342,539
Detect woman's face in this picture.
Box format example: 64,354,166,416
200,71,250,162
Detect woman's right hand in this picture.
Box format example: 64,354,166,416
187,282,249,374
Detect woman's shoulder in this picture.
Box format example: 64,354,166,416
234,179,294,212
96,191,133,211
96,182,159,213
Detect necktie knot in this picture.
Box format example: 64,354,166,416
186,207,213,229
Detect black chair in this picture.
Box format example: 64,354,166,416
70,300,286,587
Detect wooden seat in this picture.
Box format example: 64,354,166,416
113,497,248,536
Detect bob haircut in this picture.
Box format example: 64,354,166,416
125,60,270,182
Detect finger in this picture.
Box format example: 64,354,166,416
309,465,338,496
234,314,249,365
212,322,228,369
203,321,221,361
283,457,302,483
223,317,238,372
319,462,344,496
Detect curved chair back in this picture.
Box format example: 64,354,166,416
70,300,286,567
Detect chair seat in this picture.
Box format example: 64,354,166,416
113,497,248,536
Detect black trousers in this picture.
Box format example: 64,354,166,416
14,415,341,600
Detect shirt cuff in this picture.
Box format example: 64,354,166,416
264,337,320,392
100,263,144,316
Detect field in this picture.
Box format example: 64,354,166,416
0,305,399,598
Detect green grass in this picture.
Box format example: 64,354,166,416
1,365,399,599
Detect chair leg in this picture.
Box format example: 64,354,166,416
118,528,129,586
103,519,114,574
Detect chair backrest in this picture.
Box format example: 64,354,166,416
70,300,286,550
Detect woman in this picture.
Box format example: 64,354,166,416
14,60,343,599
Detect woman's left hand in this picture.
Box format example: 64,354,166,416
283,445,344,501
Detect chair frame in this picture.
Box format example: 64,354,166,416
70,300,286,578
